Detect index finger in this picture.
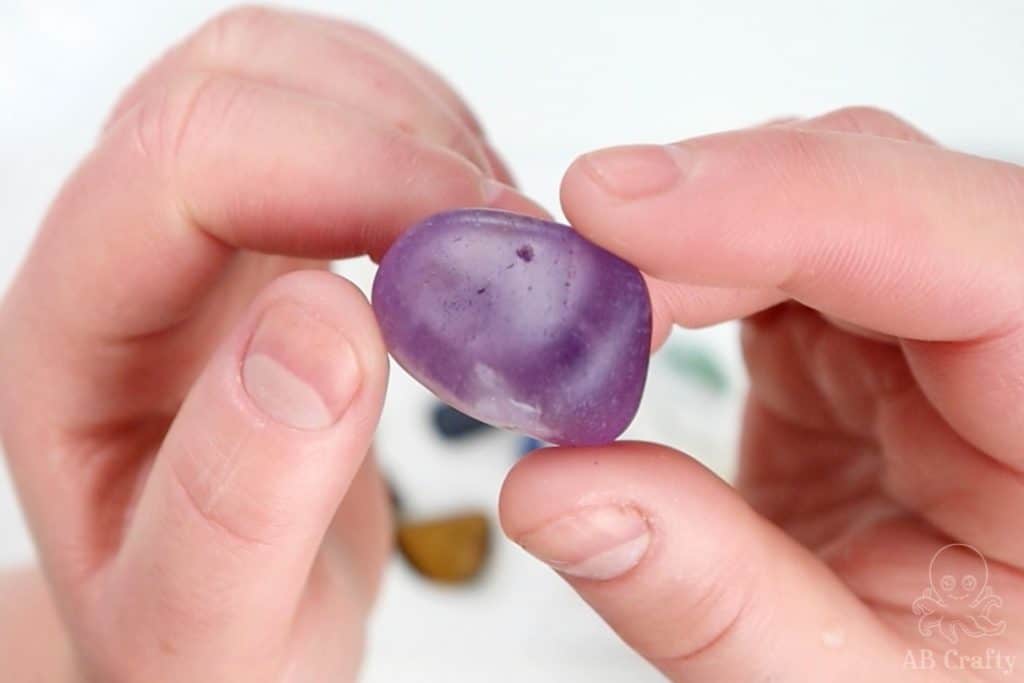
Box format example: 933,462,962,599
561,127,1023,342
13,74,534,344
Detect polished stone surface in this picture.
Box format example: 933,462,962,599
372,209,651,445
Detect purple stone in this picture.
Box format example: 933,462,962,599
371,209,651,446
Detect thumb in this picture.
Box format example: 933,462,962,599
499,443,908,681
104,270,387,680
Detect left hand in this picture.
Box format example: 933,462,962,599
0,7,536,681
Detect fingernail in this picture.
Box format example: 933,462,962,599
517,505,650,580
579,144,690,199
485,144,518,187
481,178,553,218
242,302,360,430
756,115,801,127
481,177,511,204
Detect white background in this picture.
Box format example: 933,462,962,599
2,1,1024,681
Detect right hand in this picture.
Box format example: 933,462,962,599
501,107,1024,681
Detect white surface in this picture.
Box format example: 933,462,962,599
2,1,1024,681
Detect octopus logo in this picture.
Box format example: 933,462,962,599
912,543,1006,644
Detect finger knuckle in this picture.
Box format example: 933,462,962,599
821,106,929,142
338,20,391,47
130,73,247,171
760,128,844,186
983,162,1024,245
654,585,752,668
192,4,280,60
169,446,283,549
990,159,1024,206
644,548,762,669
827,105,897,130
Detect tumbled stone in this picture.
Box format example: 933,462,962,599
396,513,490,583
372,209,651,446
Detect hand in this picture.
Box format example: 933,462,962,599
500,107,1024,681
0,7,535,681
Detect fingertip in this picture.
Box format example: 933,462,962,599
560,146,690,275
483,144,518,187
233,275,389,444
499,442,700,540
560,153,606,227
365,180,549,263
253,270,389,387
483,179,552,219
152,269,389,548
561,144,689,218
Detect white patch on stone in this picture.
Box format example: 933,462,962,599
507,397,540,417
468,362,552,438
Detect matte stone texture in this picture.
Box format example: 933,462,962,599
372,209,651,446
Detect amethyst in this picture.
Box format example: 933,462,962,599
371,209,651,446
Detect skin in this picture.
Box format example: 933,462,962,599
501,108,1024,680
1,8,1022,683
0,7,537,682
